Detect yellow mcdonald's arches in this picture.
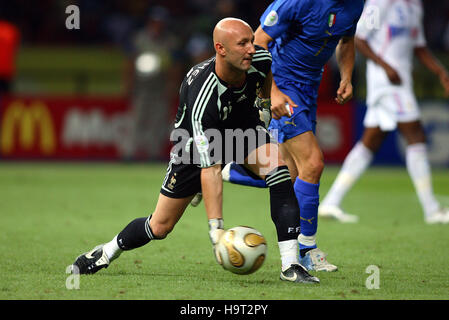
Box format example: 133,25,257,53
0,100,56,155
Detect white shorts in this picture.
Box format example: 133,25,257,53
364,89,420,131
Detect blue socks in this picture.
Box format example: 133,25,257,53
228,163,267,188
294,178,319,252
226,163,320,256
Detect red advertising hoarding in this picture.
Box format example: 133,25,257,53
316,100,355,163
0,96,355,162
0,96,131,160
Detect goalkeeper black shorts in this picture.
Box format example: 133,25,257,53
160,126,274,199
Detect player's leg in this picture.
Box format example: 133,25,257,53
222,162,268,188
320,93,398,222
108,194,193,257
270,84,323,254
319,126,387,222
398,120,448,224
280,130,337,272
267,79,337,271
394,89,448,223
191,161,267,208
200,136,295,194
218,103,274,189
279,142,298,182
281,131,321,250
244,141,319,283
72,160,201,274
72,194,194,275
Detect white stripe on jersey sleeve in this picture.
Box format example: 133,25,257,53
191,72,218,167
253,50,271,61
253,51,271,58
252,56,272,63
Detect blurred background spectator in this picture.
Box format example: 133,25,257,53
122,6,183,160
0,13,20,95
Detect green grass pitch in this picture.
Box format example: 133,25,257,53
0,163,448,300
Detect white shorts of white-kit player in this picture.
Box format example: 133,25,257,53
363,88,420,131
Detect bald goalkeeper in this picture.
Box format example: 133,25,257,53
70,18,319,284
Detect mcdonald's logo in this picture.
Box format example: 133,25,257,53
0,100,56,155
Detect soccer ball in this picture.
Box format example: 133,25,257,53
215,226,267,275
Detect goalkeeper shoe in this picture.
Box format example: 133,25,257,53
299,248,338,272
72,244,110,275
190,193,202,207
318,204,359,223
280,264,320,284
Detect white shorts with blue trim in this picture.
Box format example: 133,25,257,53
364,88,420,131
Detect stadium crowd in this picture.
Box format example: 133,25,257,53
1,0,448,96
2,0,449,55
0,0,448,161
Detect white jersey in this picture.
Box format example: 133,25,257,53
356,0,426,105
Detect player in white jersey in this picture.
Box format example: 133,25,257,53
319,0,449,224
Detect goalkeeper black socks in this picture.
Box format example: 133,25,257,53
116,216,155,250
265,166,301,241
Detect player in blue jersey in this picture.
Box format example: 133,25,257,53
211,0,364,272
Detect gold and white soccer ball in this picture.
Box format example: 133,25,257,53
215,226,267,275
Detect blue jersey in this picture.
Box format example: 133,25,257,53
260,0,364,85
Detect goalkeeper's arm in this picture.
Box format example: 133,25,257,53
201,164,225,246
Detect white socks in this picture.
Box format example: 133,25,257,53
103,235,122,261
321,142,373,207
278,239,298,271
298,233,316,249
322,141,440,218
405,143,440,217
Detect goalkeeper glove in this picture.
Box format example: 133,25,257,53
208,218,224,245
255,97,272,128
208,218,225,264
255,97,271,111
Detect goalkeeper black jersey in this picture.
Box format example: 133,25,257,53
172,45,272,168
